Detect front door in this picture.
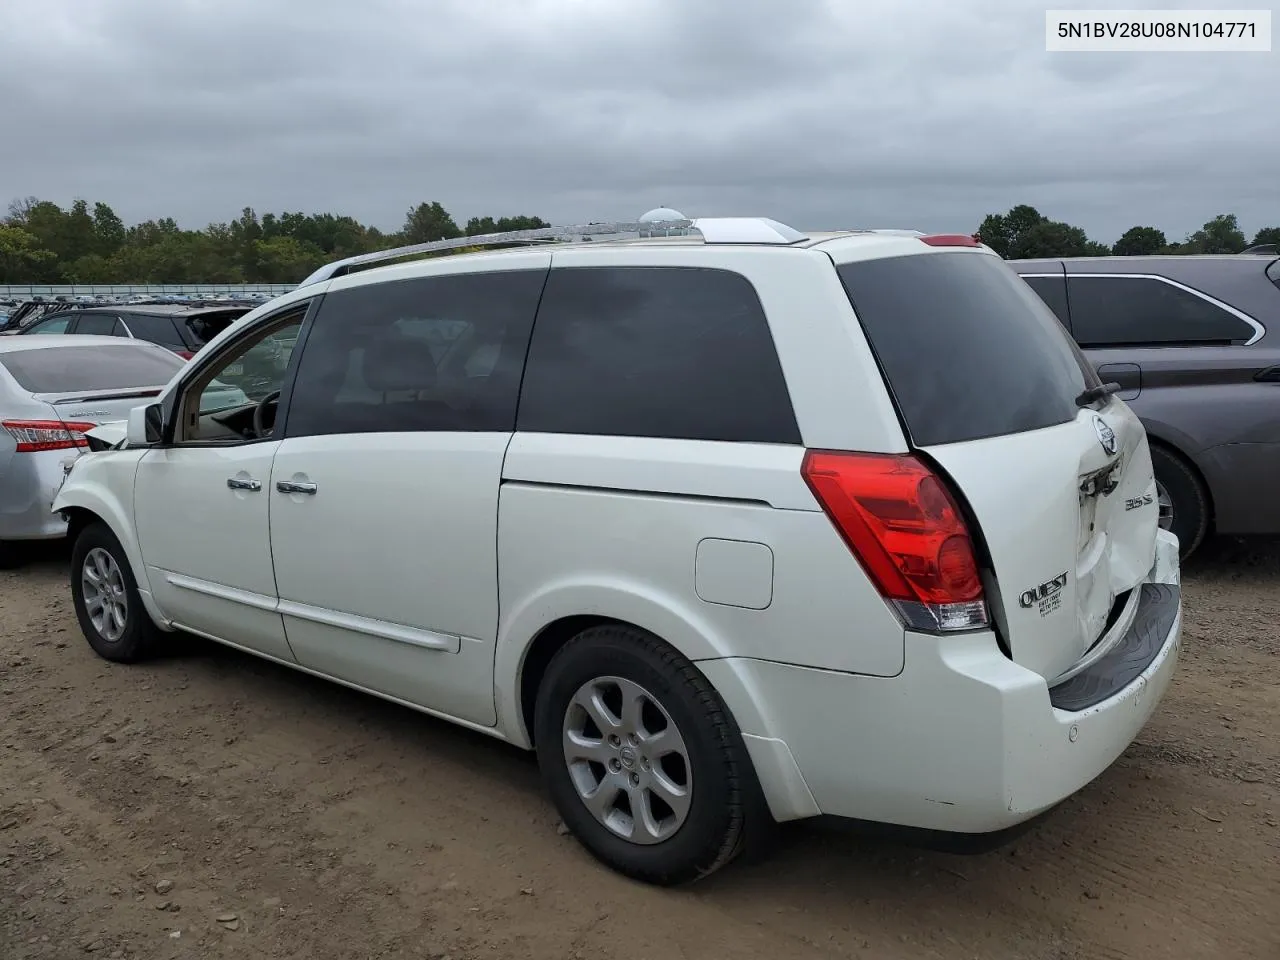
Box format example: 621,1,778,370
134,305,310,661
266,259,548,726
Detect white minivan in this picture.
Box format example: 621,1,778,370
54,217,1182,885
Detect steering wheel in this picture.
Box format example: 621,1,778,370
252,390,282,439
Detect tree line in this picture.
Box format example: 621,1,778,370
977,205,1278,259
1,196,1277,285
0,197,549,285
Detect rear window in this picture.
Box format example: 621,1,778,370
1267,259,1280,291
0,344,183,394
837,252,1087,447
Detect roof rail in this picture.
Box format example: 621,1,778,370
1242,243,1278,256
296,216,809,288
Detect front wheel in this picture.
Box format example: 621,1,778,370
70,522,161,663
534,624,768,885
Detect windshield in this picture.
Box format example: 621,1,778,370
0,344,183,394
837,251,1091,447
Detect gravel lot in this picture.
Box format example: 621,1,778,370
2,539,1277,960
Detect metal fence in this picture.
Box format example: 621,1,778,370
0,284,295,298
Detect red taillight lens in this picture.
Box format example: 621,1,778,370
2,419,95,453
801,450,987,632
175,350,195,360
919,234,982,247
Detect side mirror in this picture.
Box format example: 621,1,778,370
127,403,164,447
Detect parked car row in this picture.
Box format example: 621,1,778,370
46,218,1184,886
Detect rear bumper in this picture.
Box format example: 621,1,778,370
0,449,76,540
701,529,1183,832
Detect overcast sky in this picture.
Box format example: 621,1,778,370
0,0,1272,244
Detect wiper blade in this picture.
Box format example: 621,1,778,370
1075,381,1122,408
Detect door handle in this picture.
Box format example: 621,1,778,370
226,477,261,491
276,480,317,495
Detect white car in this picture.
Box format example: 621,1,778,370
53,216,1182,885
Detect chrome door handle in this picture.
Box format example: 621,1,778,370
226,477,261,491
276,480,317,495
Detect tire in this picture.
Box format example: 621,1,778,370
70,522,162,663
533,623,769,886
1150,445,1209,559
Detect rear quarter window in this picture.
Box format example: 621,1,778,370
517,266,801,444
0,344,183,393
837,252,1087,447
1066,275,1256,346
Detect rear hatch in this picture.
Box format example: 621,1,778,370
835,248,1160,682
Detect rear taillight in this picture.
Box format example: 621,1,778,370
801,450,988,633
919,234,982,247
2,419,95,453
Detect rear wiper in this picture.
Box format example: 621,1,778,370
1074,381,1122,408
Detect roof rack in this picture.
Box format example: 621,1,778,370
296,216,810,288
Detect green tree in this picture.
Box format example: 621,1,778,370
977,205,1109,258
465,214,550,235
1249,226,1280,248
0,225,56,282
92,202,127,257
1112,226,1166,256
253,236,327,284
1179,213,1247,254
403,201,461,243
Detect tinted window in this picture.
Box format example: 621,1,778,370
75,313,123,336
837,252,1086,447
1021,274,1071,327
1267,260,1280,291
186,309,252,345
1066,275,1255,346
123,313,185,348
284,270,544,437
22,315,73,335
0,344,183,393
517,267,800,444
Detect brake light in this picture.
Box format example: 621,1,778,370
2,419,95,453
919,234,982,247
175,350,195,360
801,450,988,632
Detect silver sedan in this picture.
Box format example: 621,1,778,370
0,335,249,568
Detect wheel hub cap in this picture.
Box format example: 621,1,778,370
82,547,128,643
1155,479,1175,531
561,676,693,845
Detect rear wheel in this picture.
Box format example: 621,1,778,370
70,522,162,663
533,624,768,885
1150,445,1209,559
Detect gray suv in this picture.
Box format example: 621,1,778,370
1012,254,1280,557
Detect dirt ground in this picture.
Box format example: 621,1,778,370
1,540,1277,960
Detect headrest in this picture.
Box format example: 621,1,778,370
360,332,437,394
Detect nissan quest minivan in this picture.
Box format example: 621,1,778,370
54,217,1182,885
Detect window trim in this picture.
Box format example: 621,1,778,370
160,298,318,448
1019,271,1265,346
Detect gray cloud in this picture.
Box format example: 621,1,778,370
0,0,1272,243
